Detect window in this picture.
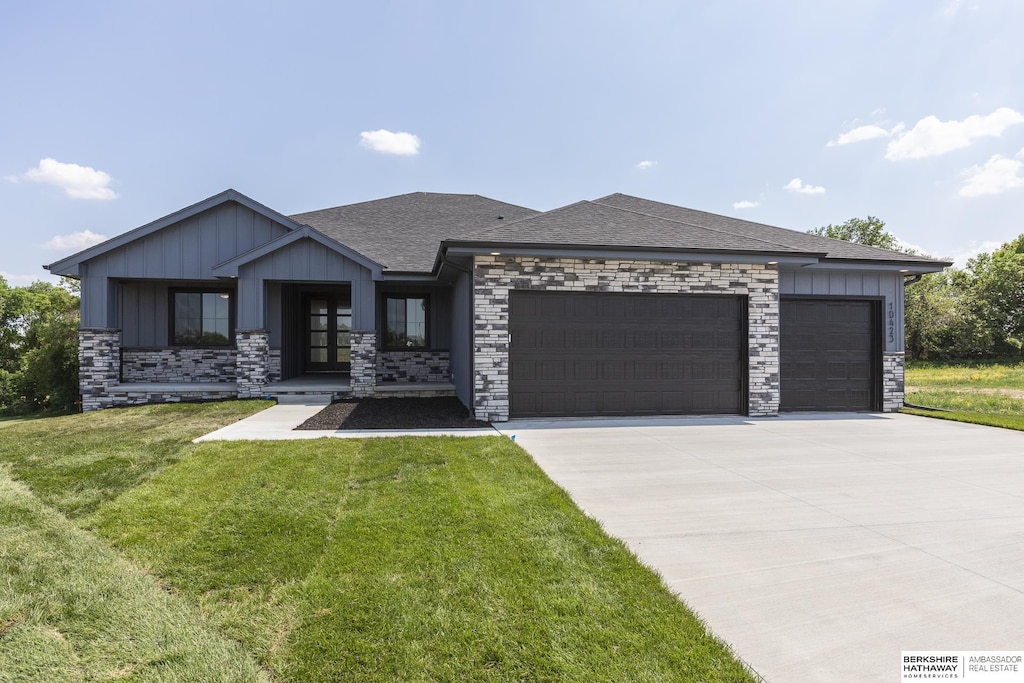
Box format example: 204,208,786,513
171,290,233,345
384,296,427,348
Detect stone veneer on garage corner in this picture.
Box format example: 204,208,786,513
472,256,781,422
882,352,905,412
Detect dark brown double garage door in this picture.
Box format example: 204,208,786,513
508,291,879,418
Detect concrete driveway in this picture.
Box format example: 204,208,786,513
497,413,1024,683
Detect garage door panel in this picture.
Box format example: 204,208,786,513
510,291,745,418
781,299,877,412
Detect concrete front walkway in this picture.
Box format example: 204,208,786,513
195,402,499,441
497,413,1024,683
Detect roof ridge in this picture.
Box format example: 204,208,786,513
589,198,815,254
468,200,594,235
595,194,933,261
289,191,539,219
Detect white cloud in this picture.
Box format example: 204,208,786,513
958,148,1024,197
43,230,109,251
827,123,903,147
885,108,1024,160
17,158,117,199
732,200,760,209
358,129,421,155
783,178,826,195
951,240,1003,268
635,160,657,171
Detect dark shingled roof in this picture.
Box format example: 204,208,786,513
464,200,823,256
290,192,539,272
289,190,945,273
591,194,942,264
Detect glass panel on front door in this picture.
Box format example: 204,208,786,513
306,295,352,372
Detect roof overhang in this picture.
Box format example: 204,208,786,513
211,225,384,278
440,241,824,267
795,259,951,274
46,188,311,278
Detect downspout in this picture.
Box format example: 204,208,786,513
439,250,475,414
903,274,923,286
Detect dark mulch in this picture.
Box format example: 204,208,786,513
295,397,492,431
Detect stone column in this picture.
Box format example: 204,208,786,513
746,271,781,417
235,329,269,399
79,328,121,412
350,331,377,398
882,352,905,412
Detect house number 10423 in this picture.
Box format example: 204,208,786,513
887,302,895,344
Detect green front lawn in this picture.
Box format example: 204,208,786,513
0,465,269,682
0,403,755,682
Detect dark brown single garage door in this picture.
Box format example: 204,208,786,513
509,291,745,418
780,299,879,411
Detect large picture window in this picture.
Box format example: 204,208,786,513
385,296,428,349
171,290,233,345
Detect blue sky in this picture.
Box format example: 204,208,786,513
3,0,1024,284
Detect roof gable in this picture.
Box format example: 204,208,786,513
47,189,307,277
211,225,383,278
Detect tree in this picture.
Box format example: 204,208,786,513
809,216,902,251
903,271,993,359
965,235,1024,351
0,276,80,414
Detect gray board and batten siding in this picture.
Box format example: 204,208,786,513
78,201,290,329
85,201,379,343
777,268,903,352
235,236,375,331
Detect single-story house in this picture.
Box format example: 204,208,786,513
47,189,948,420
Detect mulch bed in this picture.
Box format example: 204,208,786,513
295,397,492,431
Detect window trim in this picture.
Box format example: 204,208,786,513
168,287,236,347
382,294,430,350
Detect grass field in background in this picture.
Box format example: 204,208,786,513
904,359,1024,431
0,402,755,682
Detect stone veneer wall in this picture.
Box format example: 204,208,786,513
377,351,450,383
472,256,780,422
235,330,269,399
268,349,282,383
80,328,121,412
350,331,377,397
882,352,905,412
121,348,236,383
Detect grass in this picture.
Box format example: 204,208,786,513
0,402,755,682
906,358,1024,390
0,400,271,518
904,359,1024,431
0,464,270,682
92,437,754,682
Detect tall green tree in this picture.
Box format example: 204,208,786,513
0,277,80,414
965,235,1024,350
809,216,902,252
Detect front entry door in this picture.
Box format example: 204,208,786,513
304,294,352,372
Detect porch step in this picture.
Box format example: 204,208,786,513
373,381,457,398
273,393,334,406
